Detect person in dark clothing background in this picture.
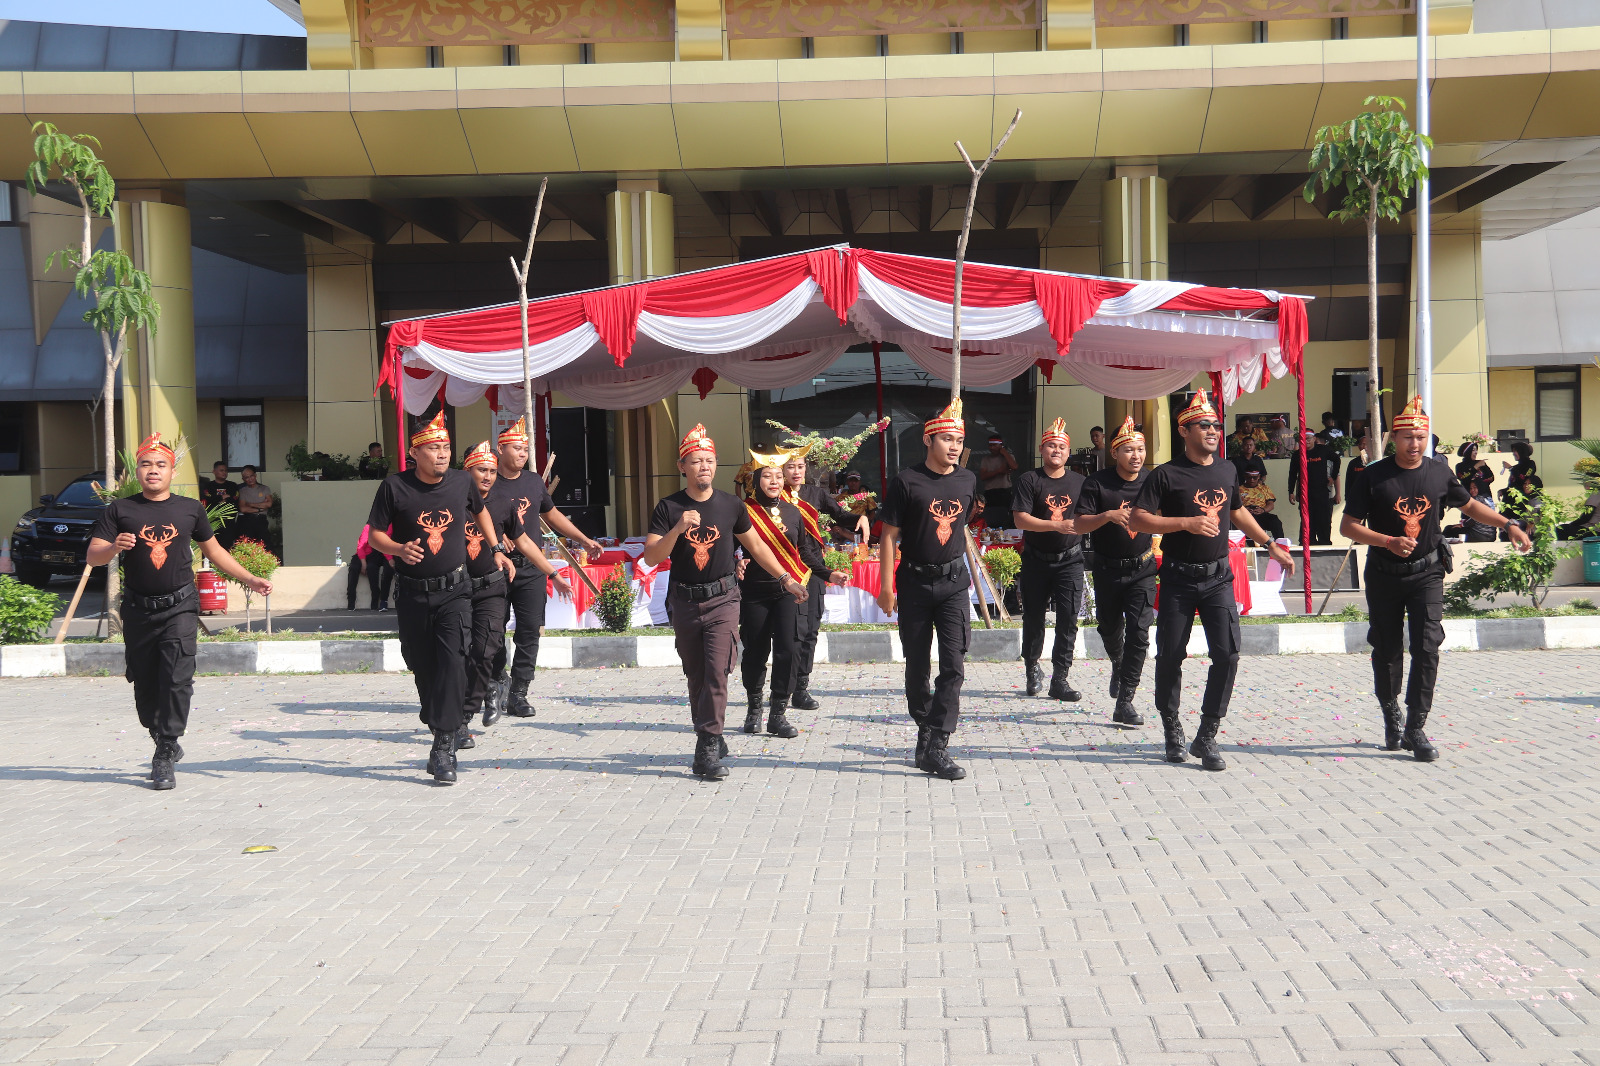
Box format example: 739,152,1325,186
1228,435,1267,485
88,434,272,790
200,461,239,547
783,446,867,711
1010,417,1085,702
1455,441,1495,499
1288,429,1340,545
345,523,393,610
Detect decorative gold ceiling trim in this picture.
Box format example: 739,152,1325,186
357,0,673,47
1095,0,1413,26
725,0,1041,41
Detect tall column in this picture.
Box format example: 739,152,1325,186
1410,223,1487,446
606,180,677,285
1101,166,1172,462
1044,0,1095,49
115,195,199,493
307,257,386,460
675,0,726,60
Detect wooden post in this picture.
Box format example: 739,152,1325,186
951,109,1022,403
964,532,992,629
509,178,549,443
52,564,94,644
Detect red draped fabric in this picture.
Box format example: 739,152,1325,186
1032,273,1121,353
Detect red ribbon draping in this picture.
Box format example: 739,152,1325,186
1032,273,1119,354
855,248,1038,307
1034,358,1055,384
1276,295,1308,371
583,286,648,369
691,367,718,399
633,559,663,598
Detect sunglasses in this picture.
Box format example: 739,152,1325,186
1188,420,1223,431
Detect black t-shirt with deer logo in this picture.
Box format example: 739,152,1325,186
487,469,554,542
649,488,752,586
367,468,485,580
1010,467,1085,553
91,493,214,597
465,489,524,579
1344,455,1471,562
1133,454,1242,564
882,462,979,566
1078,467,1155,561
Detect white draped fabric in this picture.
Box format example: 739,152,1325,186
635,279,818,353
855,266,1046,341
1058,361,1205,400
898,339,1041,388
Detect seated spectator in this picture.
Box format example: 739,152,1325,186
1238,468,1284,542
347,523,394,611
1559,490,1600,541
357,442,389,480
1502,440,1537,483
835,471,877,517
1229,435,1267,483
1455,442,1495,498
234,466,274,545
968,496,990,537
1499,472,1543,541
200,460,239,546
1444,490,1500,543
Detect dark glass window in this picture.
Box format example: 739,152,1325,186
1535,367,1579,441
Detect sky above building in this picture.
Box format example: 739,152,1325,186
0,0,304,36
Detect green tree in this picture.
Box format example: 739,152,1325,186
26,122,162,634
1304,97,1430,450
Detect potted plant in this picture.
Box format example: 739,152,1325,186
227,537,280,632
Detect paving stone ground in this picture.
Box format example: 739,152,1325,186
2,650,1599,1066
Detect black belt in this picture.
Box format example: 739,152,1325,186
125,584,196,612
470,569,506,592
1161,557,1229,581
1369,551,1437,576
1097,548,1156,572
1024,544,1082,566
899,557,967,582
672,573,737,602
396,564,467,593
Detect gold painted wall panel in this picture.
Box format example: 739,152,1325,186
726,0,1038,40
1095,0,1411,25
351,109,477,173
141,114,273,178
358,0,672,45
567,104,683,170
777,99,889,166
247,112,376,177
674,102,786,168
459,107,581,172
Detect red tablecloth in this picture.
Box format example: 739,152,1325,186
550,563,625,617
850,559,893,594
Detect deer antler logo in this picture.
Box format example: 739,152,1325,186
137,524,179,569
464,522,484,560
1394,496,1431,539
683,525,720,570
514,497,531,524
1044,494,1073,522
417,510,453,555
1193,488,1229,525
928,499,964,546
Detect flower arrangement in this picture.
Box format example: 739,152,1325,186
1460,430,1494,452
838,490,877,513
766,417,891,471
822,549,854,574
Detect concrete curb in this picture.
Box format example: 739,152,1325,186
5,617,1599,677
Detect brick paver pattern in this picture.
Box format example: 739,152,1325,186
2,651,1598,1065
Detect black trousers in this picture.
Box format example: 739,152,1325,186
346,554,393,609
669,585,741,735
1254,512,1286,542
1094,558,1157,696
897,565,971,734
396,580,471,735
741,587,800,700
464,576,510,717
1364,561,1445,715
1304,505,1332,545
496,566,547,683
123,587,199,739
794,574,826,690
1152,565,1240,722
1020,550,1083,674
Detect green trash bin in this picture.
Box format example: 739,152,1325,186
1585,538,1600,583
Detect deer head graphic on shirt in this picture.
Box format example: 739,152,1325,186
417,510,453,555
1394,496,1431,539
1193,488,1229,525
929,499,964,546
464,522,484,560
514,497,531,524
683,525,720,569
1044,494,1073,522
137,524,178,569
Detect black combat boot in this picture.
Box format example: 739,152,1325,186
1188,714,1227,771
505,679,535,717
1048,671,1081,702
1380,699,1403,751
1111,698,1144,727
148,730,183,778
1024,660,1045,696
1108,657,1122,699
766,697,799,739
481,677,503,727
742,690,763,734
1401,707,1439,762
790,687,820,711
455,722,475,750
150,736,178,791
692,730,729,780
921,730,967,780
427,730,457,784
1161,715,1188,764
913,723,931,768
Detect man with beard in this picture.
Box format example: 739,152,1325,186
782,446,868,711
1131,391,1296,771
1341,397,1528,760
1010,417,1085,701
643,424,808,780
1073,416,1155,728
878,399,979,781
87,434,272,790
368,411,513,784
488,417,603,719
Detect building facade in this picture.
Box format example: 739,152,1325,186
2,0,1599,561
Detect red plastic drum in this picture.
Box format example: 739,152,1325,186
197,568,229,613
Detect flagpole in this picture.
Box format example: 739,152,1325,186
1415,0,1433,417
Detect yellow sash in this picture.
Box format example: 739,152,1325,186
744,498,811,586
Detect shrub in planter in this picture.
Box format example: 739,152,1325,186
0,575,60,644
1444,489,1572,611
982,547,1022,592
823,549,854,574
595,563,634,633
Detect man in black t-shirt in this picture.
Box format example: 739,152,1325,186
88,434,272,791
1011,417,1086,701
879,399,980,781
644,424,807,780
784,448,868,711
1342,397,1528,760
488,417,604,719
1289,431,1341,545
1074,416,1157,727
1132,391,1295,771
368,412,513,785
200,461,239,547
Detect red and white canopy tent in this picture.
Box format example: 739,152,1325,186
380,246,1317,609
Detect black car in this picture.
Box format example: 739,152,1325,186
11,473,107,586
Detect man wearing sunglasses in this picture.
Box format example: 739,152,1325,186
1130,391,1296,772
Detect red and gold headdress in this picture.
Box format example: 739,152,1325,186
1176,389,1218,428
679,423,715,459
923,397,964,437
136,432,174,463
1040,417,1069,448
463,440,496,470
410,410,450,449
1392,395,1429,433
496,416,528,448
1110,415,1143,452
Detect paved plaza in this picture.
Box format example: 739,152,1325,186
2,651,1598,1065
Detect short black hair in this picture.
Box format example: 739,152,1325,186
1321,411,1336,422
1090,425,1104,434
212,460,228,470
242,465,258,474
368,442,382,451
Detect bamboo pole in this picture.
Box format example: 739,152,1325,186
964,531,992,630
52,564,94,644
951,109,1022,403
510,177,549,447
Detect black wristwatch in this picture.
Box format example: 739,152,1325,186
492,543,509,556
